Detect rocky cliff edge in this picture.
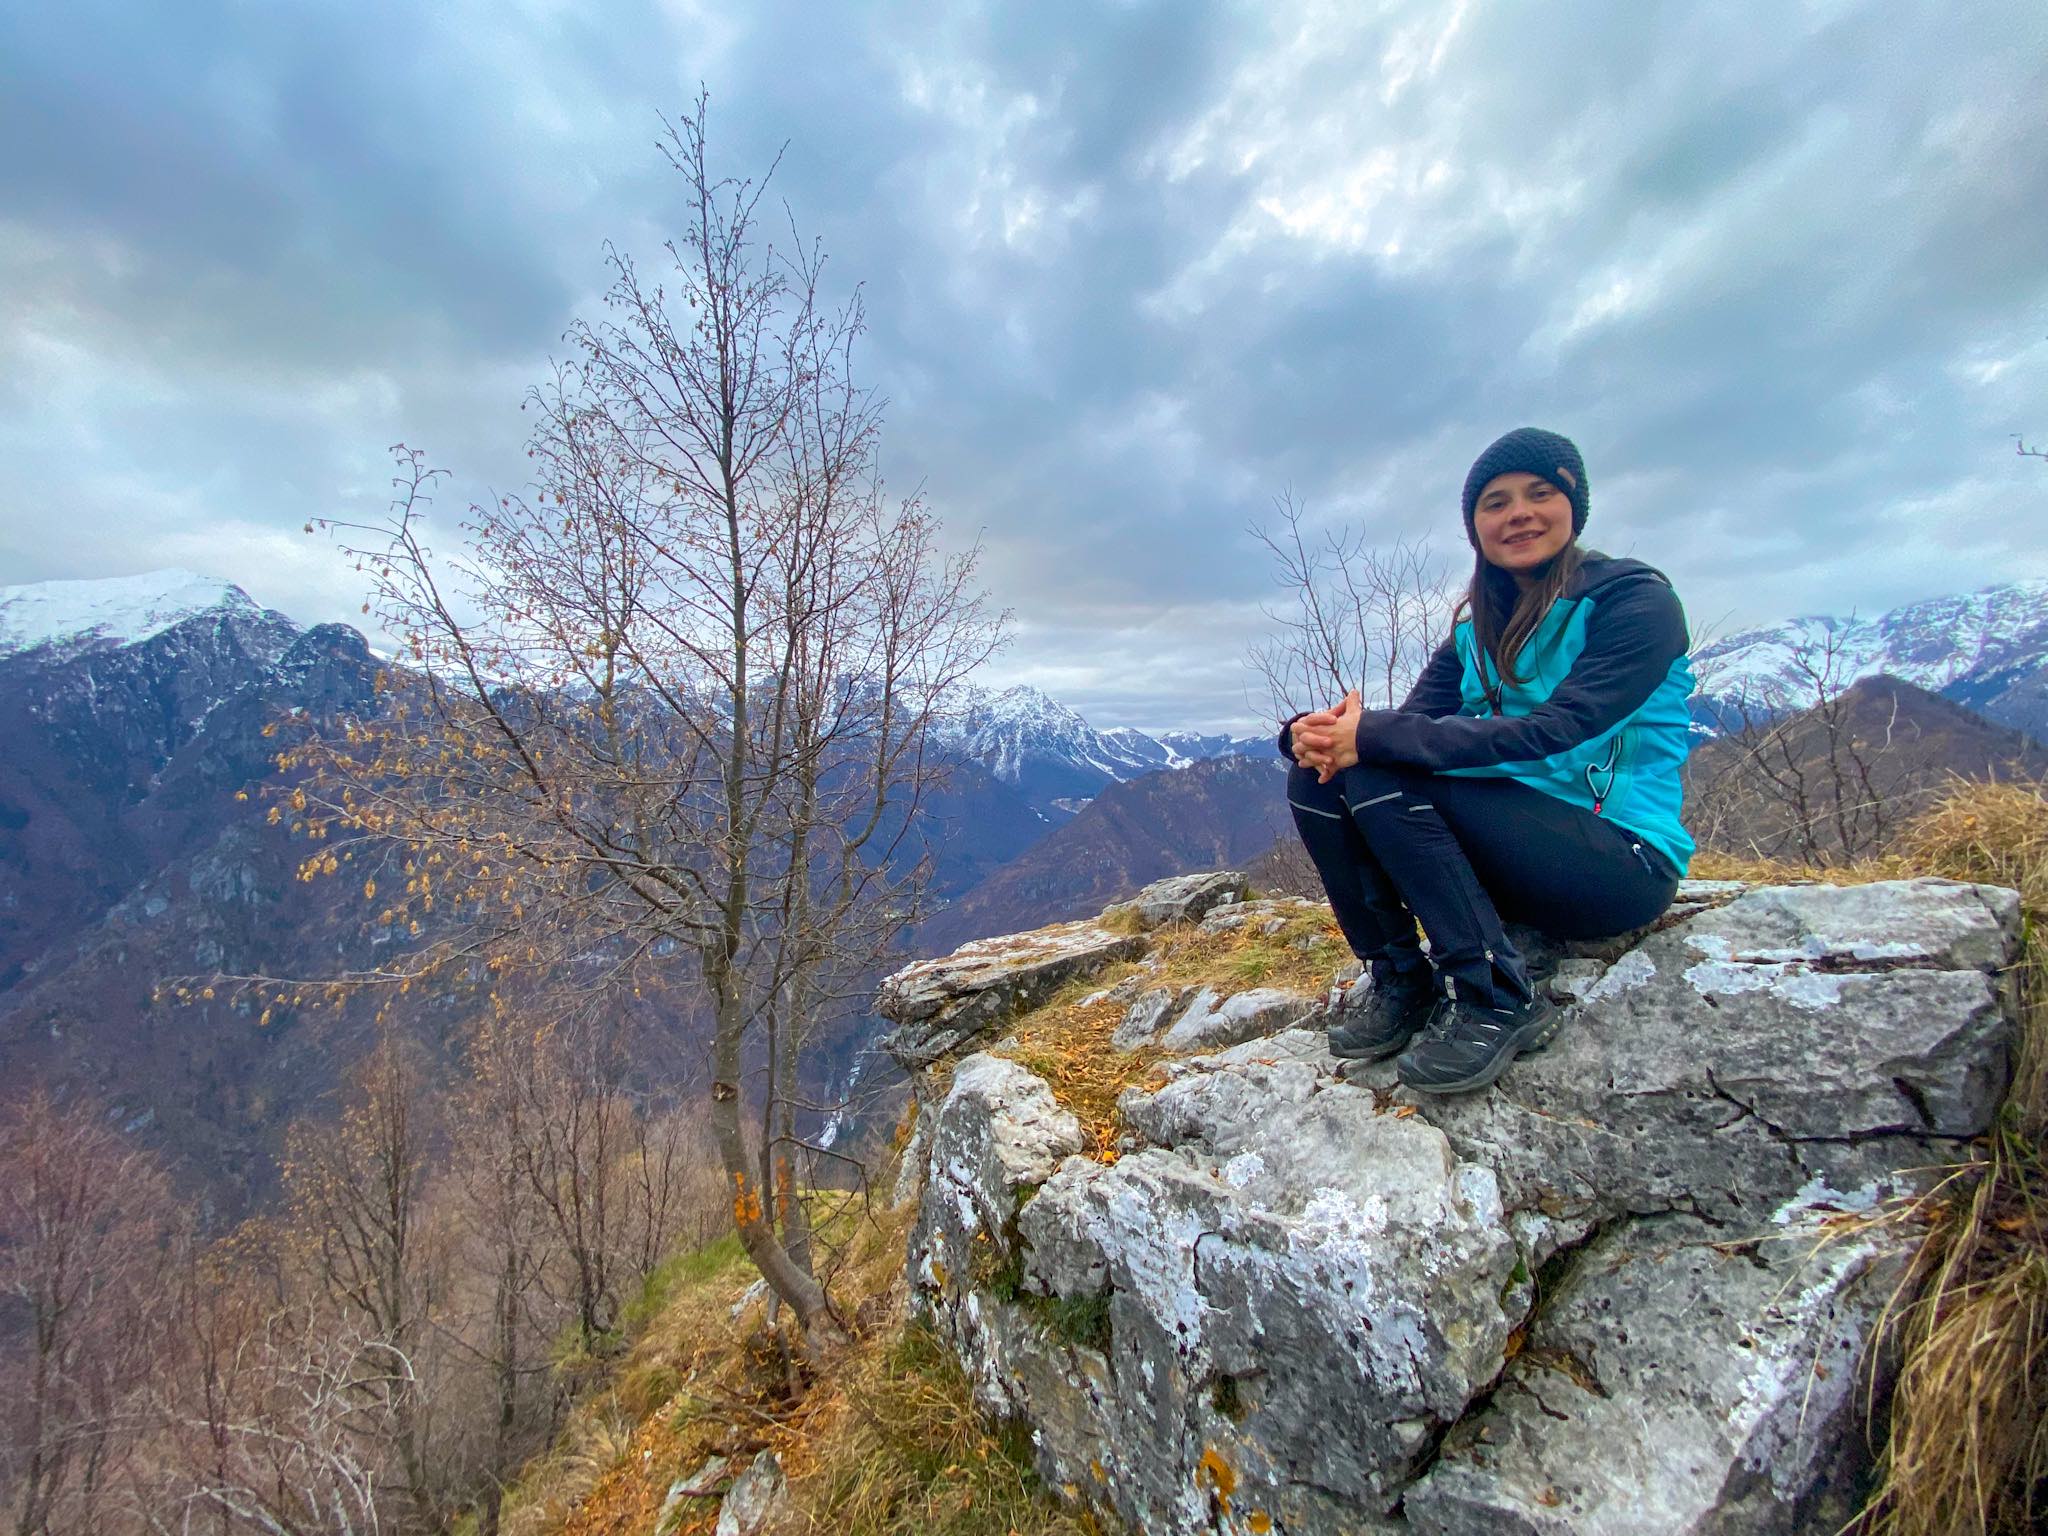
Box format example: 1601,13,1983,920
876,870,2020,1536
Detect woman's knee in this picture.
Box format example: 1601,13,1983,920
1334,759,1413,818
1285,762,1350,840
1286,760,1340,805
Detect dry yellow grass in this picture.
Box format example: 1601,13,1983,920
493,1181,1103,1536
1145,900,1348,998
505,1234,768,1536
991,903,1347,1158
780,1317,1101,1536
999,992,1161,1159
695,1199,1104,1536
1846,781,2048,1536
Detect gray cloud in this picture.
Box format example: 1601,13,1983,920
3,0,2046,736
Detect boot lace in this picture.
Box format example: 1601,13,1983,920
1412,995,1465,1048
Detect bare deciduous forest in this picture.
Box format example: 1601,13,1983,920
0,95,1005,1535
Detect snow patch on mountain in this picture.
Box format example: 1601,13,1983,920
1101,725,1183,770
0,569,260,656
1158,728,1265,761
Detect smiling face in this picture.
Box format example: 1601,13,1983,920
1471,470,1574,579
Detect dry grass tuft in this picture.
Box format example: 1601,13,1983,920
999,982,1163,1158
782,1323,1100,1536
1863,1170,2048,1536
1146,903,1347,998
1688,849,1888,886
1095,904,1150,937
679,1197,1097,1536
505,1234,762,1536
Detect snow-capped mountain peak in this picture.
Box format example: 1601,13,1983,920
0,569,261,656
928,681,1273,820
1692,579,2048,728
932,682,1141,786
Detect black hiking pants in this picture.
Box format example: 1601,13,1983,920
1286,759,1679,1007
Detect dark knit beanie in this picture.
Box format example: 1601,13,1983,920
1461,427,1589,548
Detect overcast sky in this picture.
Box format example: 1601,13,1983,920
4,0,2045,734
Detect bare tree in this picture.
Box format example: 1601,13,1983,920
1244,496,1456,895
461,998,698,1358
1247,492,1456,719
0,1092,175,1536
1688,622,1919,864
278,1033,441,1530
163,1309,395,1536
250,93,1003,1355
439,1020,559,1536
140,1229,288,1536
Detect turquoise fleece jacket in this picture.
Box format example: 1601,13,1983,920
1279,552,1697,875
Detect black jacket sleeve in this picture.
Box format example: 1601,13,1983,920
1397,639,1465,717
1277,638,1470,763
1351,576,1687,771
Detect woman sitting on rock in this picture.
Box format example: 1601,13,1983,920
1282,426,1695,1094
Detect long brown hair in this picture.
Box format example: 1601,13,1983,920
1457,542,1584,711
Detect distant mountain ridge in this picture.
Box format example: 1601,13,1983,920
911,682,1270,821
1693,578,2048,739
0,571,1278,1209
13,564,2048,1211
0,573,1276,820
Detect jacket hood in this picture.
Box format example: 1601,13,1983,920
1562,549,1673,601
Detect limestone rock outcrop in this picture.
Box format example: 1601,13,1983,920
879,918,1150,1068
713,1450,786,1536
878,871,2020,1535
1101,870,1251,931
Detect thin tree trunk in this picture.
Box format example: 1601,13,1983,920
480,1239,518,1536
707,961,842,1354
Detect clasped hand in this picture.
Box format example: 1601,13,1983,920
1290,688,1364,785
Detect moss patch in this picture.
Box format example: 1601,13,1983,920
1020,1289,1113,1354
1209,1374,1250,1423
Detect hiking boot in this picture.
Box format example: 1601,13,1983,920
1327,965,1440,1060
1396,991,1563,1095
